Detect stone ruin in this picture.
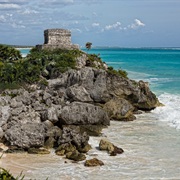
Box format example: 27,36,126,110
36,29,79,50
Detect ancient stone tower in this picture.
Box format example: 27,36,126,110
36,29,79,50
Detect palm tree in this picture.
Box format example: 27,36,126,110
85,42,92,53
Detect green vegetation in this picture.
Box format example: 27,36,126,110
107,66,128,78
0,44,22,62
0,45,82,90
86,53,106,69
0,167,25,180
0,44,128,91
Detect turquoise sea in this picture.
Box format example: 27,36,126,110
8,47,179,179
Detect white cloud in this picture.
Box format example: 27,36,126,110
18,9,39,14
129,19,145,29
0,15,6,22
0,3,20,9
103,22,122,31
43,0,74,5
71,28,82,33
92,22,99,27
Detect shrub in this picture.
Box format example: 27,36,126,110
107,66,128,78
0,44,22,62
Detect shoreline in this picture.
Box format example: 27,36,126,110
1,113,180,179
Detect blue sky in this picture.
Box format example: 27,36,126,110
0,0,179,47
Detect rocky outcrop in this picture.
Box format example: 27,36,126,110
0,52,160,157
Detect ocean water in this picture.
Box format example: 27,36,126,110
2,48,180,179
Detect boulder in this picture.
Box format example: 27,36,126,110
99,139,124,156
59,102,110,125
4,123,45,149
58,126,89,151
84,158,104,167
55,143,76,156
66,150,86,161
99,139,114,153
103,97,136,121
66,85,93,102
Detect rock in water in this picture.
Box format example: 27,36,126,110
99,139,124,156
103,97,136,121
84,158,104,167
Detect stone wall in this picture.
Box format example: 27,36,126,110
36,29,79,50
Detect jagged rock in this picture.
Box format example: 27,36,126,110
78,144,92,153
103,97,136,121
106,74,160,110
135,80,160,110
0,106,11,127
99,139,124,156
44,136,56,149
110,146,124,156
46,106,59,124
76,53,87,69
55,143,76,156
66,85,93,102
58,126,89,151
66,150,86,161
59,102,110,125
80,125,106,136
0,96,11,106
28,147,50,154
32,101,46,111
4,123,45,149
84,158,104,167
99,139,114,153
46,126,62,140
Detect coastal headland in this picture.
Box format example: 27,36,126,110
0,29,160,177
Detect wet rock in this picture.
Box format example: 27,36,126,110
28,147,50,154
84,158,104,167
55,143,76,156
58,126,89,150
5,146,25,153
104,97,136,121
110,146,124,156
80,125,106,136
66,150,86,161
99,139,114,153
78,144,92,153
99,139,124,156
44,137,56,149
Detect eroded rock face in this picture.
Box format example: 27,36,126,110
103,97,136,121
58,126,89,150
0,59,160,152
59,102,110,125
4,123,45,149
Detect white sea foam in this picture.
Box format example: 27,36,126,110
151,93,180,129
